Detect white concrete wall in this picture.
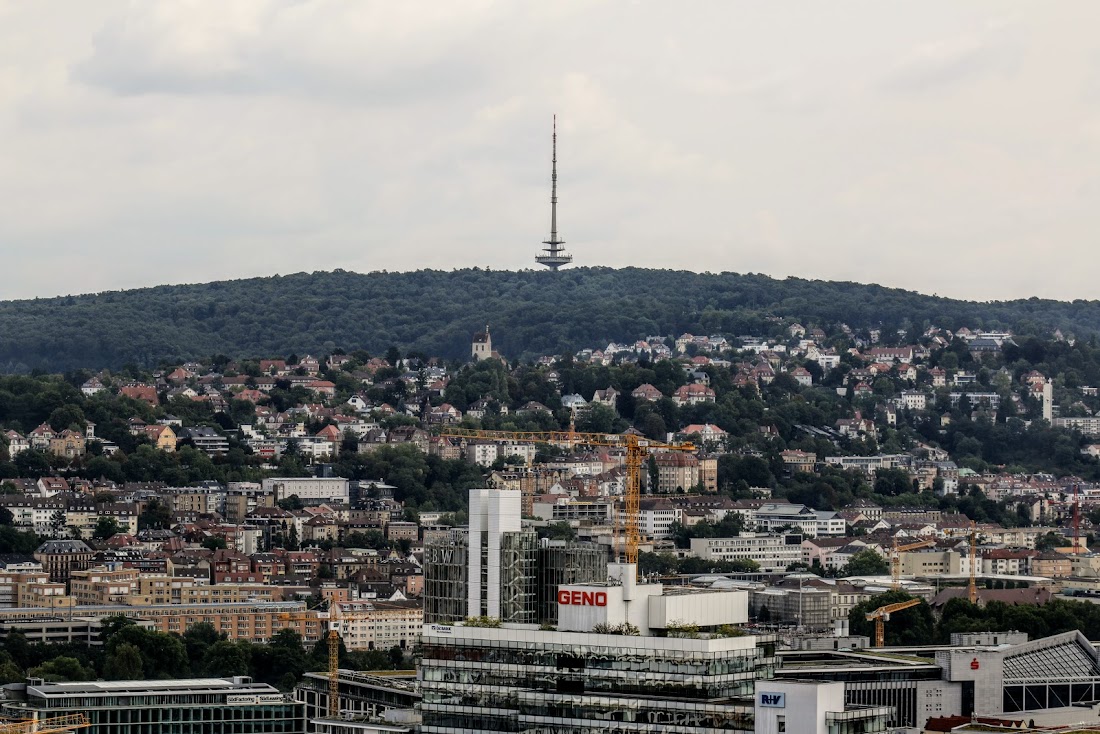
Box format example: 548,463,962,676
466,488,521,619
754,680,846,734
648,590,748,629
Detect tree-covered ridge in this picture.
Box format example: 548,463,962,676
2,267,1100,372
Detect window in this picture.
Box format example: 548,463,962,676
777,715,786,732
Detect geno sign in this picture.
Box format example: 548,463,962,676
558,590,608,607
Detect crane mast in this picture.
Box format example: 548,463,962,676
279,600,382,718
891,537,936,591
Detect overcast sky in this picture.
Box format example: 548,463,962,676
1,1,1098,301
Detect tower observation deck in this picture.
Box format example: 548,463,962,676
535,115,573,271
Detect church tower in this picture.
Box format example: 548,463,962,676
472,325,492,361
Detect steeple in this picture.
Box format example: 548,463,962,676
535,115,573,271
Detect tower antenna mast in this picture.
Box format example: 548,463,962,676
535,115,573,270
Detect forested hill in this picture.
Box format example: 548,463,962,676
1,267,1098,372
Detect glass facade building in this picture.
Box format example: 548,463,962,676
536,541,606,625
1,676,304,734
424,533,604,626
419,625,777,733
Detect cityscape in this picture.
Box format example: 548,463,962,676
2,3,1100,734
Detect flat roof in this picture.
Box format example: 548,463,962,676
28,678,278,694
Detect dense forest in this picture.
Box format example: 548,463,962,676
2,267,1099,371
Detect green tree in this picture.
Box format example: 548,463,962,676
103,642,144,679
29,656,93,682
202,640,251,677
182,622,223,673
839,549,890,577
93,517,122,540
849,591,935,646
0,652,22,685
105,625,189,679
537,522,577,541
138,498,172,530
1035,531,1065,552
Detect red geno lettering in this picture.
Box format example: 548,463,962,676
558,589,610,606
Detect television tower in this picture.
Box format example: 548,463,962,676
535,115,573,270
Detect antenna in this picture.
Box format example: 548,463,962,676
535,115,573,270
550,114,558,244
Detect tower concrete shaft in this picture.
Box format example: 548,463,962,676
535,115,573,270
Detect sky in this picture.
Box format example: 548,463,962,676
1,1,1098,302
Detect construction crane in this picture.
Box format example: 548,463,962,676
946,521,980,604
968,521,978,603
866,598,921,647
0,714,89,734
891,537,936,590
440,427,695,565
278,601,376,719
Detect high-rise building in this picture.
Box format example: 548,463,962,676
468,488,523,619
423,489,604,625
535,115,573,271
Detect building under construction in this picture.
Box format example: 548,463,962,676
422,490,604,625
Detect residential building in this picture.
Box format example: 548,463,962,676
33,540,93,583
178,426,230,455
48,430,86,459
331,599,422,651
0,600,324,644
143,424,177,451
651,452,700,493
1053,416,1100,436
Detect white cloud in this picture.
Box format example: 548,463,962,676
0,1,1097,301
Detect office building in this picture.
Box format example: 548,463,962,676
754,680,891,734
423,489,604,625
1,676,304,734
467,488,522,619
690,533,804,573
771,629,1100,730
420,624,769,733
33,540,93,583
262,477,350,504
535,540,605,625
295,671,419,723
419,561,889,733
0,615,154,645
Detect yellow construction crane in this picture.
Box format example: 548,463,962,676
0,714,89,734
891,537,936,590
278,602,376,719
440,427,695,565
947,521,980,603
865,598,921,647
968,521,978,604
